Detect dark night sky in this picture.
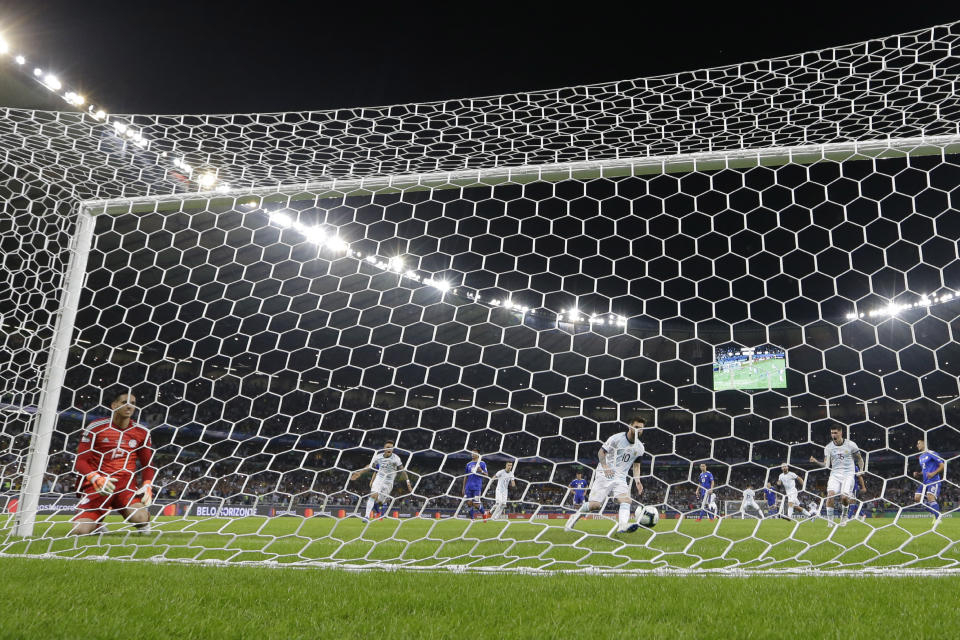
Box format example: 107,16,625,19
0,1,957,115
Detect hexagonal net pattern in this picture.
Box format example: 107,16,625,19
2,23,960,574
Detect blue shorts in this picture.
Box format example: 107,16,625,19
464,487,482,500
918,481,942,498
573,494,585,505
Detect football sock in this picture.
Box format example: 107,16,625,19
826,507,834,521
927,500,941,516
618,503,630,530
366,497,375,516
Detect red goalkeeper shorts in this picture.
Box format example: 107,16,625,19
72,486,143,522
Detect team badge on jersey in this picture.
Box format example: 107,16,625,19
129,439,138,447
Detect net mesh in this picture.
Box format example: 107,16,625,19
2,22,960,573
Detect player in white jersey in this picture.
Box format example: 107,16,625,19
351,441,412,519
565,417,646,534
809,425,865,526
490,461,516,519
777,463,805,518
738,485,764,519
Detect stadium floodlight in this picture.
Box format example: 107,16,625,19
42,74,61,90
14,54,24,64
302,227,327,245
171,157,192,174
196,171,218,189
388,256,404,272
269,212,293,229
32,67,41,76
325,236,348,252
0,37,9,54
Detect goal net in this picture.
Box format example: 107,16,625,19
2,23,960,574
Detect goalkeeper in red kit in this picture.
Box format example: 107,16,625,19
70,391,156,535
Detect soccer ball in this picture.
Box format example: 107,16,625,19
635,504,659,528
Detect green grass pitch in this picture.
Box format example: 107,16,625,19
714,357,786,391
3,515,960,638
2,514,959,570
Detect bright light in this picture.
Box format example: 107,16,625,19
270,212,293,228
114,121,128,135
303,227,327,244
196,171,218,189
92,109,106,121
43,74,61,90
0,38,9,54
33,68,42,76
64,91,85,106
389,256,404,272
14,55,24,65
326,236,348,252
433,280,451,293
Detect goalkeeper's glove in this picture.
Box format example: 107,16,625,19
86,473,116,496
133,482,153,507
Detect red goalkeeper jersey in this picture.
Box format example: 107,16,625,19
74,417,155,491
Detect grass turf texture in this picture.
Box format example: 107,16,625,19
2,514,958,571
2,556,960,639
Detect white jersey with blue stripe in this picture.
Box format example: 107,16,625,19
824,439,859,475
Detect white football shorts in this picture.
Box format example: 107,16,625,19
371,478,394,497
826,473,855,497
588,473,629,503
